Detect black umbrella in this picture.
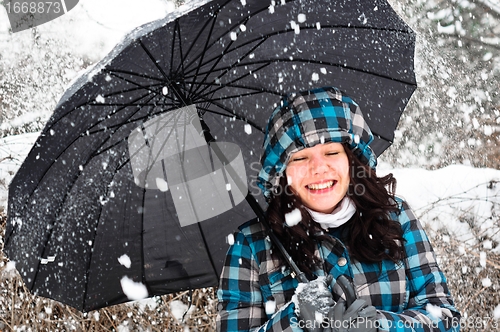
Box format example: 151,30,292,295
4,0,416,311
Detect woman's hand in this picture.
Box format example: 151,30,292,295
327,299,377,332
295,274,377,332
295,276,336,332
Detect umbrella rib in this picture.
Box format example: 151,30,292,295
138,39,170,80
88,94,163,155
95,86,184,136
105,69,165,83
186,24,413,75
112,108,186,173
173,19,188,95
15,17,413,221
87,109,183,168
139,172,150,295
180,6,259,102
185,6,219,99
184,25,414,85
85,91,160,133
138,38,192,105
196,222,219,284
201,88,278,104
85,102,167,108
97,72,163,97
169,19,179,80
171,0,232,80
112,111,220,286
371,129,394,145
188,12,258,100
193,63,276,101
169,20,194,101
194,56,416,86
44,89,157,130
110,101,263,174
48,72,164,130
196,101,264,133
193,37,268,100
181,1,270,76
87,104,176,136
81,67,184,135
197,105,263,131
178,0,232,64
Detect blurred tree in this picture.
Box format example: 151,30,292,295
383,0,500,168
0,28,89,137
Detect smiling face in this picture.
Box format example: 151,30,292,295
285,142,350,214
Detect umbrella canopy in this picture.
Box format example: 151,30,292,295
4,0,416,311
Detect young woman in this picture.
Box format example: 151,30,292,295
216,86,461,331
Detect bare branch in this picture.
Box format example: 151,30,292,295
475,0,500,20
436,32,500,51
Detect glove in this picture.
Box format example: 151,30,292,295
328,298,377,332
295,275,336,332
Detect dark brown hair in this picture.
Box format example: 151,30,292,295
265,143,405,278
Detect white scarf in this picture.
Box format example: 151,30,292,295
305,196,356,230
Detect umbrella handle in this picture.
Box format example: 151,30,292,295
199,118,309,283
266,226,309,283
336,275,357,308
244,194,308,283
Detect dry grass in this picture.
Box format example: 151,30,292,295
1,211,500,331
0,213,218,332
0,282,218,331
431,232,500,331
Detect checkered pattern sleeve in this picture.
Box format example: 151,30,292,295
376,200,461,331
216,229,301,332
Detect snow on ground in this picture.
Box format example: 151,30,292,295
0,132,39,210
378,163,500,251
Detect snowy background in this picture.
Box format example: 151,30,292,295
1,0,500,330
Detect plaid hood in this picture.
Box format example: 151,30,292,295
257,86,377,199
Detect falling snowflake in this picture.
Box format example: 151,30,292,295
227,233,235,245
118,254,132,269
95,95,105,103
265,300,276,315
155,177,169,192
244,124,252,135
285,209,302,227
120,276,148,301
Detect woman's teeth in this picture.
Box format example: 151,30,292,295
307,181,334,190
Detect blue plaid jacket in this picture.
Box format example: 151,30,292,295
216,198,460,331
